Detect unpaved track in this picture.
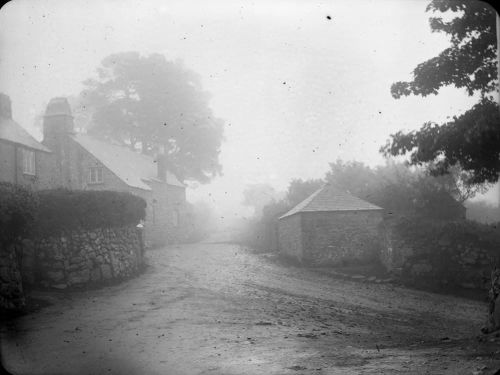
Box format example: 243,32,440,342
1,243,499,374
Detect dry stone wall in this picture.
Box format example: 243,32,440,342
21,225,144,289
380,219,500,290
301,211,383,265
0,243,25,312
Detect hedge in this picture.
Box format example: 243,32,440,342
35,189,146,237
0,183,38,246
0,185,147,245
388,215,500,253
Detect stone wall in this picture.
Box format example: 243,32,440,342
380,219,500,290
278,210,384,265
301,210,383,265
21,225,144,289
0,243,25,312
278,214,303,260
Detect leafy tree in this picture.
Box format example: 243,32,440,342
242,183,283,218
326,159,467,219
79,52,224,183
286,178,324,206
382,0,499,185
326,160,381,201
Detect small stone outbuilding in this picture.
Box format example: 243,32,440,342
278,184,384,265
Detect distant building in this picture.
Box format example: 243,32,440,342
0,93,54,189
278,183,384,265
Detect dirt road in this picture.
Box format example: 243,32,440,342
1,243,499,374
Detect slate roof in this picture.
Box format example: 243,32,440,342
72,134,184,191
0,117,51,152
279,183,382,219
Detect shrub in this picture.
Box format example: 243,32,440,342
238,199,290,251
0,182,38,246
388,215,500,253
34,189,146,237
386,215,500,287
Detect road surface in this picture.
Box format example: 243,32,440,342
1,243,499,374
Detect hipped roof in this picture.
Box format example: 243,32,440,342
72,134,184,191
0,117,51,152
279,183,382,219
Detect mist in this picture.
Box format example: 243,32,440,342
1,0,497,229
1,1,500,373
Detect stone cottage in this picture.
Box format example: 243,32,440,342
278,183,384,265
0,93,54,188
39,97,187,247
1,94,187,247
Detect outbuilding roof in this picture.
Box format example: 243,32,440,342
279,183,382,219
72,134,185,191
0,117,51,152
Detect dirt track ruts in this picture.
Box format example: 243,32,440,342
1,243,499,375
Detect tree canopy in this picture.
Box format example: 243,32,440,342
79,52,224,183
326,159,472,219
382,0,499,185
242,183,283,217
285,178,324,207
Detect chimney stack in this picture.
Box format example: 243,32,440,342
0,93,12,119
42,97,74,143
42,97,75,188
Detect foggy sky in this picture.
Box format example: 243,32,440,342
0,0,496,220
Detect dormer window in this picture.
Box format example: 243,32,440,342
88,166,103,184
22,148,35,175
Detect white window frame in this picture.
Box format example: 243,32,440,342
88,166,103,184
22,148,36,176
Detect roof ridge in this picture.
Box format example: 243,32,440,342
72,133,185,190
300,185,326,211
0,117,51,152
279,183,382,220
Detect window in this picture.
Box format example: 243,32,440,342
22,148,35,175
88,166,103,184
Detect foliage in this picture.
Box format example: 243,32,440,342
388,215,500,288
242,183,283,218
35,189,146,237
79,52,224,183
465,200,500,224
326,159,466,219
383,0,499,185
286,178,324,207
382,99,500,184
0,183,38,246
239,199,290,251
